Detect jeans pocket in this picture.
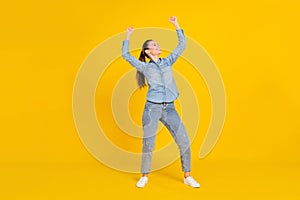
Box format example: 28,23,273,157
144,103,152,111
142,109,151,128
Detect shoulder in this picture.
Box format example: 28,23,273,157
160,57,171,66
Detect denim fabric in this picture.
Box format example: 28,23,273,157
122,29,186,103
141,101,191,174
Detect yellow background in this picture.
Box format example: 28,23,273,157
1,0,299,199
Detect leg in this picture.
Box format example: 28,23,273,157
160,103,191,173
140,102,162,174
160,104,200,188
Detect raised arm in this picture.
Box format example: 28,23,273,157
166,16,186,65
170,16,181,30
126,27,134,40
122,27,146,72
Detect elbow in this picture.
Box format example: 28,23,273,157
122,52,128,60
182,37,187,49
180,40,186,51
179,37,186,50
182,41,186,50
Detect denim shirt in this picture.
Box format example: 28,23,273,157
122,29,186,103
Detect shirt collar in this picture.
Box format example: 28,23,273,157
149,58,161,64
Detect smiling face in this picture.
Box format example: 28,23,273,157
145,40,161,57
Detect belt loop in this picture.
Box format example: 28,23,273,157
163,102,167,110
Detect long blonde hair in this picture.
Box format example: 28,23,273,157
137,39,152,88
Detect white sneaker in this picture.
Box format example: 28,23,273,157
136,177,148,188
184,176,200,188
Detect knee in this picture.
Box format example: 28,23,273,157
143,138,155,152
177,133,190,149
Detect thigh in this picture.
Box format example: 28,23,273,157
142,102,162,138
160,104,181,135
161,104,189,141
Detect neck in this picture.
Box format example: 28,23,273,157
149,55,159,63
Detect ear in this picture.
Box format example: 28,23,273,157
145,49,150,55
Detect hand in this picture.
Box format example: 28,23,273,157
126,27,134,40
126,27,134,34
169,16,177,25
169,16,180,29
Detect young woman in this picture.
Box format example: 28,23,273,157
122,16,200,188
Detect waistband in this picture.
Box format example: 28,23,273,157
146,100,174,105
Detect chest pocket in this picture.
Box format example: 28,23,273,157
145,64,173,84
145,66,161,80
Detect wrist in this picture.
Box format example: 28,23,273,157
126,34,131,40
172,22,180,29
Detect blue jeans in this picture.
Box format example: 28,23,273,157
141,101,191,174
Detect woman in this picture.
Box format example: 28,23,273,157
122,16,200,188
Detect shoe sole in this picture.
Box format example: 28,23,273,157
184,181,200,188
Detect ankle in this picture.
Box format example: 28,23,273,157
184,172,191,178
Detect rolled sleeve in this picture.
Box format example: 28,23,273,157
166,29,186,65
122,40,145,72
